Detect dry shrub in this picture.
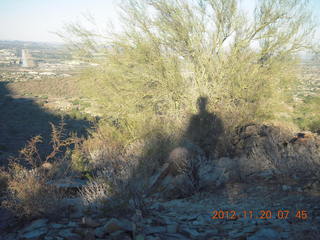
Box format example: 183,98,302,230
79,163,146,215
233,123,320,179
167,145,207,195
3,120,76,219
79,177,111,210
81,122,127,170
4,163,63,218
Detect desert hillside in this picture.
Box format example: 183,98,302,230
0,0,320,239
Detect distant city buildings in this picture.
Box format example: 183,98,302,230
21,49,35,68
0,41,96,83
0,49,20,66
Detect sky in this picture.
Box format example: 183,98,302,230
0,0,319,43
0,0,121,43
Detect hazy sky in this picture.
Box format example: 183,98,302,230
0,0,319,43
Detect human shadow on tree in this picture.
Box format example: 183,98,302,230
182,96,224,158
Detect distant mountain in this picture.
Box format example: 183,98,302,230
0,40,64,50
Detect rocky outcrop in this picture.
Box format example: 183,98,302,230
232,123,320,178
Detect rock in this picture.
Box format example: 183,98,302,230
202,229,219,238
198,163,219,188
199,157,241,189
166,224,179,233
162,233,190,240
145,226,166,234
67,222,78,227
160,175,174,189
178,214,199,221
149,202,165,212
21,219,48,233
81,216,101,228
95,225,106,238
60,197,83,218
101,218,133,234
135,235,145,240
282,185,291,191
109,230,132,240
145,236,159,240
279,232,290,239
311,181,320,191
243,225,257,233
50,223,64,229
255,169,276,180
79,229,95,240
159,216,176,225
180,228,201,238
248,228,281,240
215,157,241,181
44,236,59,240
58,229,81,240
147,163,171,196
229,230,245,239
47,178,87,192
162,174,191,199
21,227,48,239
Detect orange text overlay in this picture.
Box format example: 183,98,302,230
211,210,308,220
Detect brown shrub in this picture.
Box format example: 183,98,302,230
232,123,320,179
4,163,63,218
3,120,76,219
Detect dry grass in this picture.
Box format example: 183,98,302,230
79,177,111,210
7,76,81,98
233,123,320,180
2,120,76,219
3,164,63,218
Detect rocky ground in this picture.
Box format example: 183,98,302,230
1,179,320,240
1,123,320,240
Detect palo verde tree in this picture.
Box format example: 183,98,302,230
61,0,318,138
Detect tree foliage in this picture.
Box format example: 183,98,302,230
62,0,318,137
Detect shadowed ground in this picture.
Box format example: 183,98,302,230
0,81,93,166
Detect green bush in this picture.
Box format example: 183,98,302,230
60,0,319,160
71,147,89,172
294,95,320,133
64,0,317,125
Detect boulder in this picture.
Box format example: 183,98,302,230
198,157,240,189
